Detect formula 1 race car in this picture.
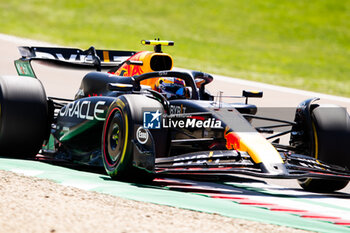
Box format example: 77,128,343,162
1,40,350,192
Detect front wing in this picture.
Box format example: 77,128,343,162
154,150,350,180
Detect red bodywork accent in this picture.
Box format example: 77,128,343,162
224,127,240,150
187,116,205,121
112,52,144,77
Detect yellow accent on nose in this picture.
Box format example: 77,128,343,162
237,132,283,164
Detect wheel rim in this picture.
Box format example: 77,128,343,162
104,108,125,167
110,123,120,151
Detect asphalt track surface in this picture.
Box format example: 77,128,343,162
1,34,350,232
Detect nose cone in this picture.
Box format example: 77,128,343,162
225,128,287,175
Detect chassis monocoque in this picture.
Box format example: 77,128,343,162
1,40,350,193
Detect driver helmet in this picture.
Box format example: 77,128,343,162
153,77,188,99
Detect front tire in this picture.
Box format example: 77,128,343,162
297,104,350,192
298,178,348,193
102,97,134,180
102,95,164,181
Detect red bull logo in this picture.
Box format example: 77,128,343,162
114,52,144,77
224,126,241,150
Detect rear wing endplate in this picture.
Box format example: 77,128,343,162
14,46,136,78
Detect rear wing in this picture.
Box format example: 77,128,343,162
14,46,136,78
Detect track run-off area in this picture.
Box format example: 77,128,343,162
1,34,350,232
1,157,350,233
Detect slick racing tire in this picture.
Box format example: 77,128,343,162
102,94,163,182
0,76,48,157
298,104,350,192
298,178,348,193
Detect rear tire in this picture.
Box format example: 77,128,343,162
102,99,132,179
297,104,350,192
0,76,48,157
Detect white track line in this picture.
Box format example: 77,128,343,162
11,168,44,176
0,33,59,46
213,74,350,103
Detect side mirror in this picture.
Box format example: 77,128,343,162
242,90,263,104
108,83,133,92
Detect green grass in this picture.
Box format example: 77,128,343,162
1,0,349,96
